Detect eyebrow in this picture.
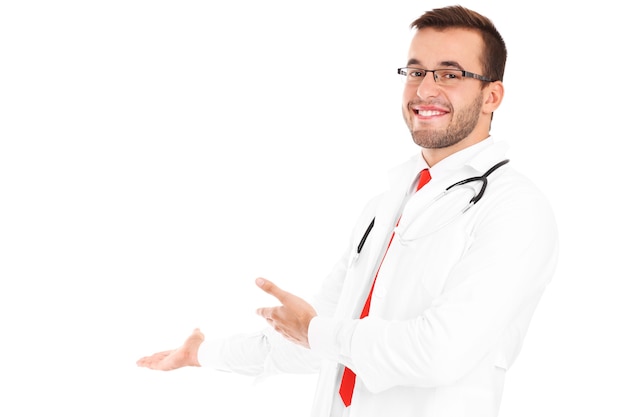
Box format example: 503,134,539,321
406,58,464,70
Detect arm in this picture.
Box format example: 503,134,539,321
135,251,351,376
136,196,379,375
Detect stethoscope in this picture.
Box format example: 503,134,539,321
352,159,510,263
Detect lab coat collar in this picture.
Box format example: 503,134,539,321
430,137,509,176
388,137,510,191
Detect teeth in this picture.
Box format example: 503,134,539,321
418,110,445,116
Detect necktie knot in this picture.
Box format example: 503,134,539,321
416,168,431,191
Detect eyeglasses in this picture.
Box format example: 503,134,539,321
397,67,494,86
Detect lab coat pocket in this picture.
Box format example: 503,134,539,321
397,223,472,299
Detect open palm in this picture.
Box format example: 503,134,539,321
136,328,205,370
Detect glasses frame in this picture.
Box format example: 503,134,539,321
397,67,495,84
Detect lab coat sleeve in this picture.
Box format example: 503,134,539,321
309,181,559,392
198,326,321,376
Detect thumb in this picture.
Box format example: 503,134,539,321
256,277,288,303
183,328,205,367
186,328,205,346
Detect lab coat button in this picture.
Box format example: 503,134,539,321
374,285,387,298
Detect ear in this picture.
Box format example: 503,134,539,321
483,81,504,114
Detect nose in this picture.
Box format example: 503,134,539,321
415,72,439,100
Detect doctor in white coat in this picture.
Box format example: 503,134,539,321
137,6,559,417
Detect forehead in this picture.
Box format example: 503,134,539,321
407,27,484,69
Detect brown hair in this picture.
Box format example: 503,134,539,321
410,5,507,83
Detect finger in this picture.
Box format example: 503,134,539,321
136,351,171,367
255,278,289,303
137,350,171,362
256,306,277,320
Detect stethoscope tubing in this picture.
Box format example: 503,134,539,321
355,159,510,256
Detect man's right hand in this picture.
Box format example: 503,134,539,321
136,328,205,371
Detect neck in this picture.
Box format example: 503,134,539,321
421,134,490,167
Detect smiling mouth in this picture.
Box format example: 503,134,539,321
414,109,447,117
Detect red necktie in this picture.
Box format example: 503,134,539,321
338,168,431,407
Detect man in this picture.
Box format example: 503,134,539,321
137,5,559,417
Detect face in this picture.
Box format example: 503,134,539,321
402,27,501,164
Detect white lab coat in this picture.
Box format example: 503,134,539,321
199,138,559,417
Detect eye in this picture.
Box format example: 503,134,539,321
439,70,462,80
409,69,425,78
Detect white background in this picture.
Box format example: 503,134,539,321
1,1,624,416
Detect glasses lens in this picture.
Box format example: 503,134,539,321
434,69,464,86
398,68,465,86
399,68,423,84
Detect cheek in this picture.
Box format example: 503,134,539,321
401,88,416,115
402,86,414,102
